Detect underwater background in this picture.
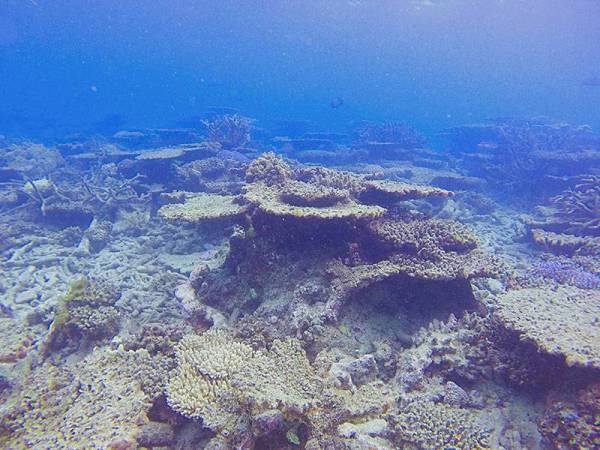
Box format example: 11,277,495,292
1,0,600,139
1,1,600,449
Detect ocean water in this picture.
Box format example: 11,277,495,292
1,1,599,449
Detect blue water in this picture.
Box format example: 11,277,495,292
1,0,600,141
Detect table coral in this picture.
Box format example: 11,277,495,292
158,192,247,223
494,287,600,369
244,181,385,221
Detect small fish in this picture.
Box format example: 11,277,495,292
330,97,344,109
582,76,600,87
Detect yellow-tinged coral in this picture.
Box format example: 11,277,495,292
158,192,247,223
494,287,600,369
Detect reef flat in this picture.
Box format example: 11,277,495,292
0,116,599,449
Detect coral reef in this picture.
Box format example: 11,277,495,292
0,347,166,449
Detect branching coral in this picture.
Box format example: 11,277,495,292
549,175,600,236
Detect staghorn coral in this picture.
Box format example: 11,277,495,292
158,192,247,223
549,175,600,236
494,287,600,369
